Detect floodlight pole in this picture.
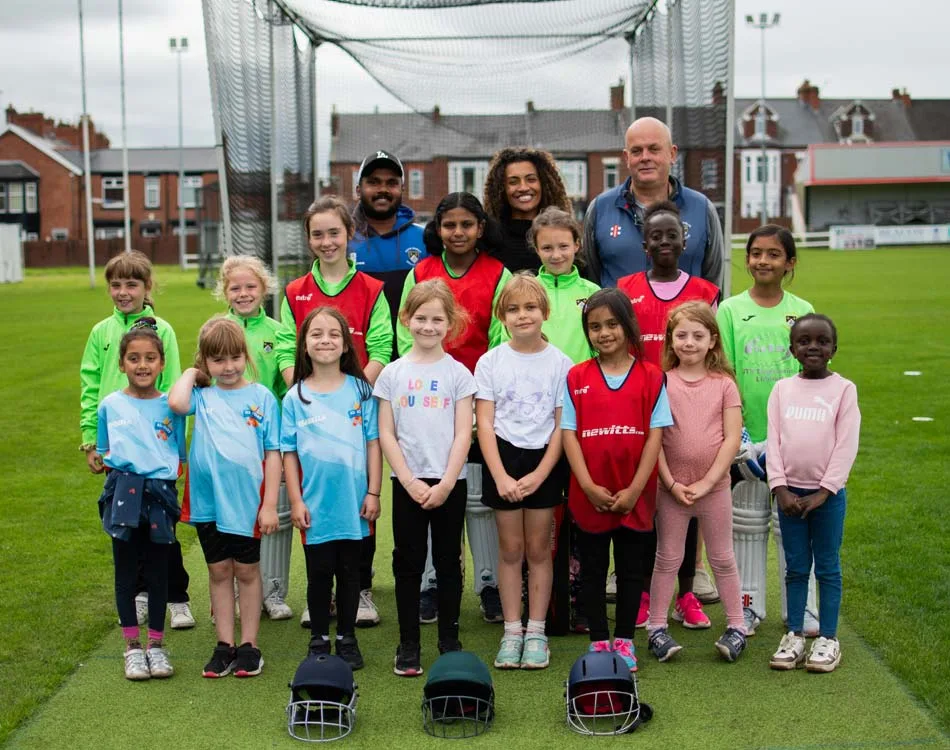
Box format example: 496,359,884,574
747,12,780,227
118,0,131,252
723,0,737,296
170,37,188,270
79,0,96,287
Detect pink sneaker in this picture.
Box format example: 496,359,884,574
587,639,612,653
673,592,712,629
636,592,650,629
611,638,638,672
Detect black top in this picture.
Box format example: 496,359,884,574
493,219,538,273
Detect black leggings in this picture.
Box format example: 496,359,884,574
304,540,361,640
136,538,189,602
392,478,466,645
360,530,376,591
113,526,171,633
576,525,651,642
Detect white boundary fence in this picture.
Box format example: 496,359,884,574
730,231,830,250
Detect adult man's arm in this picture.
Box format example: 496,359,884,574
581,199,603,285
702,199,724,288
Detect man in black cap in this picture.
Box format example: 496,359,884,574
349,150,427,628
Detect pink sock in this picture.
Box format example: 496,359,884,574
147,629,164,643
122,626,139,641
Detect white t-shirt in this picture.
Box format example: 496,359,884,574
475,342,572,450
373,354,477,480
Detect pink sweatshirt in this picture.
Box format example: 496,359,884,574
766,372,861,494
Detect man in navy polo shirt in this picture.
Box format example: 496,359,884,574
583,117,723,288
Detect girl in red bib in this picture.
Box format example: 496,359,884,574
561,288,672,672
618,201,721,626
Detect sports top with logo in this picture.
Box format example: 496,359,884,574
97,391,186,480
586,176,717,288
562,359,667,533
226,307,287,400
618,271,720,366
181,382,280,537
276,260,392,374
716,289,814,443
400,253,511,374
535,266,601,364
280,376,379,546
80,305,182,445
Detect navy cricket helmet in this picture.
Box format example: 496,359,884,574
287,653,358,742
565,651,653,735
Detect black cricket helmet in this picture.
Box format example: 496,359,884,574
287,653,358,742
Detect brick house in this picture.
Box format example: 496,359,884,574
0,107,218,242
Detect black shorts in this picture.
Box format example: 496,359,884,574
195,522,261,565
480,436,568,511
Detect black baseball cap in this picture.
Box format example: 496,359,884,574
358,150,404,182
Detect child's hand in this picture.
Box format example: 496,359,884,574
516,471,542,498
583,484,614,512
405,478,430,505
798,489,830,519
670,482,693,506
187,367,211,388
775,487,800,517
86,449,105,474
360,494,381,522
609,487,638,514
497,474,524,503
421,482,450,510
290,501,311,530
684,478,713,502
258,506,279,535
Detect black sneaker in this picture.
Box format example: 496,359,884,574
648,628,683,662
202,642,236,678
438,637,463,655
479,586,503,624
233,642,263,677
336,635,364,671
394,641,423,677
716,627,747,663
419,589,438,624
308,637,331,656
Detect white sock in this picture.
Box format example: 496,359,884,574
504,620,523,637
526,618,546,637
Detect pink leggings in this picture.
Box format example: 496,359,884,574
648,484,745,632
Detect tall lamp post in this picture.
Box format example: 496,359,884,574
746,12,779,227
169,37,188,270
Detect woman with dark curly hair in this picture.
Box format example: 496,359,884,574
483,147,572,273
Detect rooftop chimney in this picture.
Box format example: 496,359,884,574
526,100,535,113
892,87,912,107
432,104,441,124
610,80,625,112
711,81,724,106
796,79,820,110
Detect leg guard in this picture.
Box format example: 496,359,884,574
772,505,820,629
732,479,770,621
259,482,293,603
421,527,438,593
464,464,498,595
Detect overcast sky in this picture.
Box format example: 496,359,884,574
1,0,946,173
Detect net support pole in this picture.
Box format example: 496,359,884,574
722,0,737,297
627,33,636,121
201,0,232,256
269,9,281,313
665,1,673,137
312,42,320,201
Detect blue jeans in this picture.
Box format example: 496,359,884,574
777,487,846,638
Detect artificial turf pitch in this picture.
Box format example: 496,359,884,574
1,250,948,748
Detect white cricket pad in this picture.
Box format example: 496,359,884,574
464,464,498,594
732,479,770,621
260,482,293,600
772,506,820,625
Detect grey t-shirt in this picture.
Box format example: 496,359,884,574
374,354,477,480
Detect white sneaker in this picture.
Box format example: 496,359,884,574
693,567,720,604
169,601,196,630
769,631,806,670
356,589,381,627
146,646,174,678
605,572,617,603
263,585,293,621
134,592,148,626
124,647,150,681
803,608,820,638
806,636,841,673
300,607,311,628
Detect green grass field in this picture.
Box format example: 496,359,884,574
0,250,947,748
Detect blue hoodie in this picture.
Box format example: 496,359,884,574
349,203,427,339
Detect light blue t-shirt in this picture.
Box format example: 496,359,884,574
186,383,280,537
97,392,185,480
560,371,673,431
281,376,379,546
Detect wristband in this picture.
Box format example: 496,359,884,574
79,443,96,453
367,491,380,497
